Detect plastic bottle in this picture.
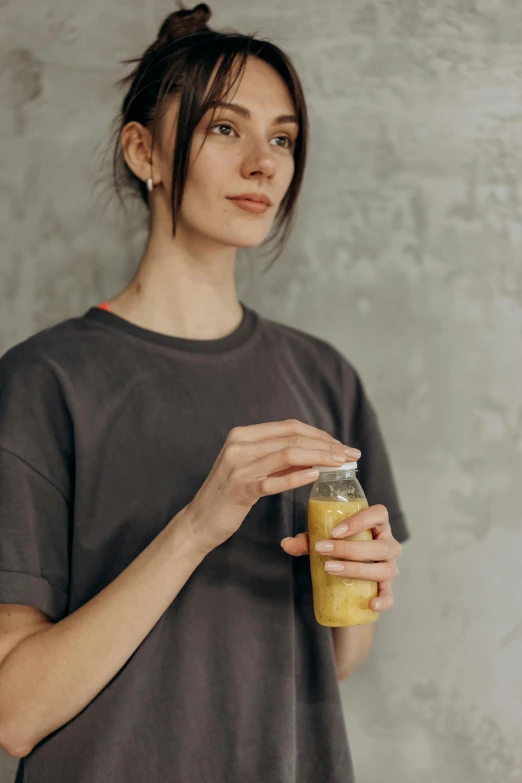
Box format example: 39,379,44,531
308,461,379,627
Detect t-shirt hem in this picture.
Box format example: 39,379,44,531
0,571,68,622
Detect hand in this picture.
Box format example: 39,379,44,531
281,504,403,612
185,419,361,554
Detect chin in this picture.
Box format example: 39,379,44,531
234,235,270,249
215,227,272,250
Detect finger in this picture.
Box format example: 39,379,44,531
331,504,392,539
314,537,402,563
231,438,359,483
240,434,360,468
256,466,325,494
229,419,354,446
371,581,395,612
281,532,309,557
248,444,354,495
322,558,399,582
246,451,357,498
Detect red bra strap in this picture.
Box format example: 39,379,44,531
98,301,111,312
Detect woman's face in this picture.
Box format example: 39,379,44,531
156,55,299,249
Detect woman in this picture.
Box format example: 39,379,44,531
0,4,409,781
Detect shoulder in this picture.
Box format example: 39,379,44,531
259,312,361,385
0,316,94,488
0,312,101,389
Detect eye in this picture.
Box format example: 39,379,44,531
271,135,295,150
209,122,295,150
209,122,237,137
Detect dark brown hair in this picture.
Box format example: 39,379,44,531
111,2,309,268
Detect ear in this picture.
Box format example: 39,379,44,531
120,121,153,183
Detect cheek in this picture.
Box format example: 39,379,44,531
282,157,296,192
188,141,232,191
181,173,221,217
179,154,233,229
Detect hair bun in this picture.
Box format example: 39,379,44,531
157,3,212,43
191,3,211,24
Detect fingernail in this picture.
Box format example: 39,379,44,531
373,600,381,611
281,538,292,547
315,541,334,553
332,524,348,538
333,453,346,462
325,562,344,573
332,441,361,459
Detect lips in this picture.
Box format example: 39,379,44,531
228,198,270,214
227,193,272,206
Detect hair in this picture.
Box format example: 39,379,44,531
110,1,309,269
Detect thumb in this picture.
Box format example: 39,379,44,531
281,532,309,557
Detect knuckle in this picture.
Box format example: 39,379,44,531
258,476,271,495
229,465,248,489
227,426,243,443
286,433,301,448
224,443,241,465
282,446,298,464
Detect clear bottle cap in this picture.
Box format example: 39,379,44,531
312,461,358,473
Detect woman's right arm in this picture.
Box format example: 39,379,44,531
0,420,359,759
0,506,207,759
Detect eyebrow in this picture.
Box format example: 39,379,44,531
208,101,299,126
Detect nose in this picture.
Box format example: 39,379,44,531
240,142,277,180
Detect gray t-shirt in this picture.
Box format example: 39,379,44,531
0,302,409,783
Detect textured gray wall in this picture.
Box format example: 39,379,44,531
1,1,521,781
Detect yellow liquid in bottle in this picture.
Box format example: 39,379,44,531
308,498,379,627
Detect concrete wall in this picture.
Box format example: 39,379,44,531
1,1,521,781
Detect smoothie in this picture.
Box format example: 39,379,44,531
308,498,379,627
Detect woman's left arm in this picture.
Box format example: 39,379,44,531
281,503,403,680
332,623,376,681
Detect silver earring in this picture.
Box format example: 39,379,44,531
146,177,154,193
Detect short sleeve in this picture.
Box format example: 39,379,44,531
0,345,73,621
343,365,410,544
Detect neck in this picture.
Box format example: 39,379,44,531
107,220,244,341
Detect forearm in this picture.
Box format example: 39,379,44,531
0,507,207,758
332,623,376,681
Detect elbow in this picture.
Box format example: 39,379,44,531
335,639,375,682
6,745,32,760
336,663,357,682
0,718,34,759
337,658,364,682
334,623,377,682
336,647,373,681
0,733,33,759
